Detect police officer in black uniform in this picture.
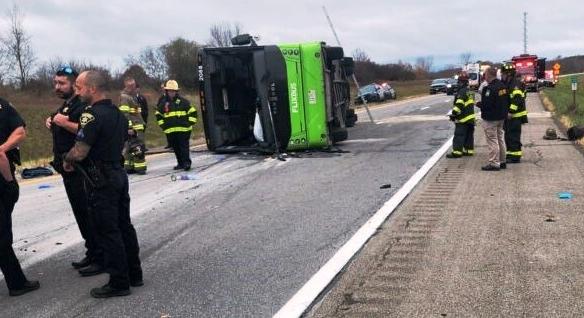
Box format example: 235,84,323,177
63,70,143,298
46,66,104,275
136,83,149,128
0,97,40,296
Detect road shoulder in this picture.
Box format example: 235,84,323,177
309,93,584,317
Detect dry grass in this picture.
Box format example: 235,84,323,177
391,80,432,99
540,75,584,144
540,75,584,125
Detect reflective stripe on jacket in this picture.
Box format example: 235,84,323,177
452,86,476,124
119,92,145,131
507,79,528,122
156,94,197,134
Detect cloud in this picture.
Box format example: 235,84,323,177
1,0,582,71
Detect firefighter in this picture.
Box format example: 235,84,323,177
446,72,476,158
501,63,527,163
156,80,197,171
119,77,147,174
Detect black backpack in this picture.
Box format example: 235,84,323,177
567,126,584,141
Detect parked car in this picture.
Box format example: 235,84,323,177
355,83,384,104
380,82,397,100
445,78,459,95
429,78,449,94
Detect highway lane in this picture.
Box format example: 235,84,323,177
1,93,454,317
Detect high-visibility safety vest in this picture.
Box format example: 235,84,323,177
119,92,146,132
155,94,197,134
451,86,476,124
507,79,528,124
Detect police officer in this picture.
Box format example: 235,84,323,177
136,84,149,128
120,77,147,175
501,63,528,163
156,80,197,171
63,70,143,298
0,97,40,296
446,72,476,158
45,66,104,276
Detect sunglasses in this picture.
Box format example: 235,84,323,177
56,66,79,77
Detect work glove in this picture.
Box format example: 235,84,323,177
475,101,482,109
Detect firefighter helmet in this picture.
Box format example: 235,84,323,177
163,80,180,91
543,127,557,140
501,63,516,75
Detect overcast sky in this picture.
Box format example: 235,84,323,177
1,0,583,72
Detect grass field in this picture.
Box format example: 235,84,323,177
350,79,431,105
391,80,432,100
1,88,202,166
540,75,584,126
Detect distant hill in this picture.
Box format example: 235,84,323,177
546,55,584,75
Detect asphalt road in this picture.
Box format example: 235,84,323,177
1,94,454,317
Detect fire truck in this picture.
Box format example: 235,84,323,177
511,54,546,92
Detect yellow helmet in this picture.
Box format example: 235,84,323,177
163,80,180,91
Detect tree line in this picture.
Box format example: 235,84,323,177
2,4,584,93
0,4,243,93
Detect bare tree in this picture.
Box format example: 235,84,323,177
162,37,200,89
0,45,8,84
207,22,243,47
352,48,370,62
459,52,472,66
126,46,168,82
1,4,36,89
415,56,433,73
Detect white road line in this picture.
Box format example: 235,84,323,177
273,136,454,318
420,106,430,111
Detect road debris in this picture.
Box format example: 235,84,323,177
557,192,573,200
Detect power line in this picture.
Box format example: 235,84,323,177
523,12,528,54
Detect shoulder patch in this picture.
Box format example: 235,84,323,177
80,113,95,128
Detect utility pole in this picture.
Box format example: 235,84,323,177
523,12,528,54
322,6,374,123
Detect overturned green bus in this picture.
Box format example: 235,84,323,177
198,36,356,153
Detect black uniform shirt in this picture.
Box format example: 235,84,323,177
0,97,25,172
137,94,148,124
52,95,87,155
76,99,128,163
480,79,509,121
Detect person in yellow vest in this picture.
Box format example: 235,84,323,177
501,63,528,163
156,80,197,171
446,72,476,158
119,77,147,174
